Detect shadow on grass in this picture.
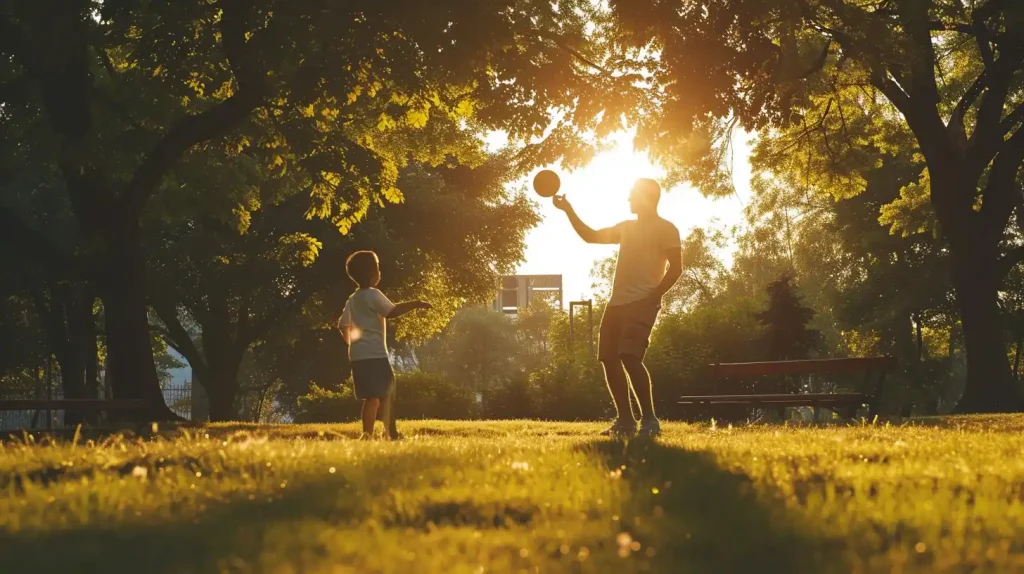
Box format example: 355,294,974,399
0,448,558,573
0,474,367,572
580,438,845,574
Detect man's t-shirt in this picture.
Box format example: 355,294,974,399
608,217,681,307
339,288,396,361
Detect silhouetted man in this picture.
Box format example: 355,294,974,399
553,178,682,437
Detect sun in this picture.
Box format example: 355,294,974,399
515,130,751,305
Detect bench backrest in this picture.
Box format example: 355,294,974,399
709,357,896,378
0,399,148,411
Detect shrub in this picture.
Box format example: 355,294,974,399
295,371,480,422
393,371,479,419
295,384,359,423
482,375,536,419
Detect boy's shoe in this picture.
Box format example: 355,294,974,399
357,432,374,441
388,430,404,441
600,419,638,437
638,418,662,438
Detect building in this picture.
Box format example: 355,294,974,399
492,274,563,314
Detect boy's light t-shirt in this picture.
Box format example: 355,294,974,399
339,288,396,361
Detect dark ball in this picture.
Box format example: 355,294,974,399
532,169,561,198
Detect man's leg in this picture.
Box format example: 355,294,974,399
622,355,655,421
618,300,661,436
600,357,635,423
598,305,635,432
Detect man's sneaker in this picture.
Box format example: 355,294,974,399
600,419,638,437
638,418,662,438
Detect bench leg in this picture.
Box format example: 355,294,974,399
838,404,858,421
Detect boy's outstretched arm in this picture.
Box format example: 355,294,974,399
386,300,431,319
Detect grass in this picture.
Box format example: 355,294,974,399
3,416,1024,573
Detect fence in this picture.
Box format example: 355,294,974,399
0,386,198,432
163,386,193,420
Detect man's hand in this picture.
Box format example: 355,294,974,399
552,194,573,212
644,293,663,309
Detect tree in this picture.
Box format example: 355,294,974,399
2,0,645,419
755,275,821,361
152,155,537,420
418,308,522,398
610,0,1024,412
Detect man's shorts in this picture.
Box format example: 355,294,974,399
351,358,395,400
598,299,661,361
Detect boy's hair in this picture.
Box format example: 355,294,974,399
345,250,379,287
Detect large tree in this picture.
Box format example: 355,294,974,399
151,156,537,420
1,0,644,418
611,0,1024,412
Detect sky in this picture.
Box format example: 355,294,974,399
509,129,754,305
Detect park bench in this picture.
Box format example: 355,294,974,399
0,399,149,429
678,357,897,420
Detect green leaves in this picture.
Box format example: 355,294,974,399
879,168,939,239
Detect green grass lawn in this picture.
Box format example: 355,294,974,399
3,416,1024,573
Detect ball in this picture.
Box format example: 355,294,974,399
532,169,561,198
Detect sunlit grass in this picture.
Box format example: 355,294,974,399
3,417,1024,572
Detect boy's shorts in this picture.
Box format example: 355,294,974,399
351,358,394,400
598,299,660,362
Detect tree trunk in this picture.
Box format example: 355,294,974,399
98,218,176,421
198,342,245,422
951,243,1020,413
83,289,99,402
1014,337,1022,381
205,364,242,422
67,286,99,425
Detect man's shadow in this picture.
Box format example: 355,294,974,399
579,438,845,573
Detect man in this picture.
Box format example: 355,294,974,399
553,178,682,437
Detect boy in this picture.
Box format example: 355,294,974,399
338,250,431,439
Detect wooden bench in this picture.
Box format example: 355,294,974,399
678,357,897,419
0,399,149,428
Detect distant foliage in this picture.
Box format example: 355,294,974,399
755,275,821,361
295,371,479,423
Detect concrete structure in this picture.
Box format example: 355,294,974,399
492,274,563,314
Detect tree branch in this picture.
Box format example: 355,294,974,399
151,295,207,376
980,126,1024,243
896,0,941,105
538,31,610,75
1002,101,1024,136
999,245,1024,278
954,71,987,120
967,50,1024,166
796,41,833,80
0,206,84,278
118,0,269,217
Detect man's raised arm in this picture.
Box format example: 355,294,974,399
552,195,620,244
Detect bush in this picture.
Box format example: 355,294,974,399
295,384,359,423
393,371,479,419
295,371,479,422
529,353,612,421
482,375,536,419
